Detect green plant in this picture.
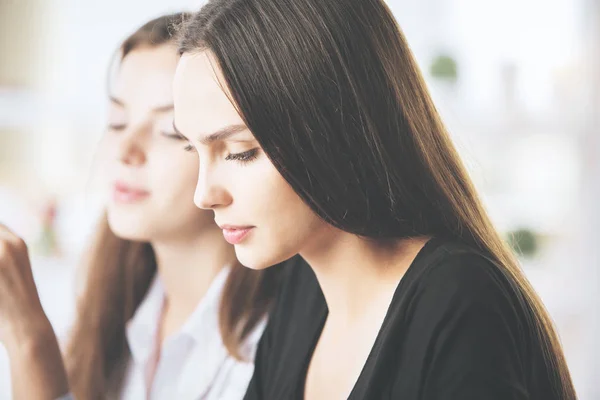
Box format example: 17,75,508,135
507,228,538,258
429,54,458,82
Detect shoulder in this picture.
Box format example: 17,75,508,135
384,241,541,399
411,240,523,307
392,239,532,342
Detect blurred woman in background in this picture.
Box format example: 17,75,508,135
0,13,282,400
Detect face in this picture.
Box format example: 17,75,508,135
101,44,214,242
173,51,330,269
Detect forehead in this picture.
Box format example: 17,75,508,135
173,51,245,139
112,45,178,105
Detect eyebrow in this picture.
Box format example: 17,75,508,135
109,96,173,113
172,122,249,145
109,96,125,107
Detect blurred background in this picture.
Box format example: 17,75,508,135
0,0,598,397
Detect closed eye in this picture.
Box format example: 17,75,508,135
225,148,259,164
108,123,127,131
162,131,195,152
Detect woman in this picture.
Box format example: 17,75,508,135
172,0,577,399
0,13,281,400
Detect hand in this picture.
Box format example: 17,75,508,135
0,223,50,349
0,223,70,400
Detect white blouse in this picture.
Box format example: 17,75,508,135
60,265,265,400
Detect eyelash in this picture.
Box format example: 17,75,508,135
160,131,194,152
225,148,259,164
180,145,257,166
176,138,258,164
108,123,126,131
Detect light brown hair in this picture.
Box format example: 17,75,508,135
64,13,281,399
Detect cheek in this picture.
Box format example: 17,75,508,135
223,156,322,239
253,161,317,233
96,135,118,177
101,132,124,158
240,159,291,216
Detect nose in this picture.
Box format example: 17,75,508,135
116,124,149,166
193,161,232,210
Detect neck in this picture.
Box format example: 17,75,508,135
151,225,236,319
301,229,430,322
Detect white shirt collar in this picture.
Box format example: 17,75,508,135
124,264,267,400
180,264,231,343
125,265,232,366
125,275,163,367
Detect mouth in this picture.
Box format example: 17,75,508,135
218,224,255,245
113,181,150,204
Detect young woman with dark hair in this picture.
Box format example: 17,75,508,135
172,0,577,398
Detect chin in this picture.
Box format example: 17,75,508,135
234,255,273,270
233,247,273,270
234,244,296,270
107,211,153,241
111,227,151,241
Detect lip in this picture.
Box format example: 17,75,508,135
218,224,254,245
113,181,150,204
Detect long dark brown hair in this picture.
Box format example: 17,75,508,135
64,13,281,399
179,1,576,398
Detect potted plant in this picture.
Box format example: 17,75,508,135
429,53,458,83
506,228,539,259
